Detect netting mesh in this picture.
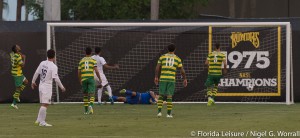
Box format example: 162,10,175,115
50,25,287,102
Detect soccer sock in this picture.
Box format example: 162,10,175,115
125,90,133,96
106,85,112,97
212,85,218,99
167,97,173,115
83,96,89,112
157,95,163,113
89,96,95,107
112,96,118,102
207,86,213,98
97,88,103,103
13,90,21,104
37,106,47,124
20,84,26,92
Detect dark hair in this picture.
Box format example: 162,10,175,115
47,49,55,59
215,43,220,49
85,47,92,55
12,45,17,53
167,44,176,52
95,47,101,54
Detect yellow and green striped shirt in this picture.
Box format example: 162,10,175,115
10,52,23,76
207,51,226,76
158,53,182,82
78,57,97,82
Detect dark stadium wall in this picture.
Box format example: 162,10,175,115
0,20,299,103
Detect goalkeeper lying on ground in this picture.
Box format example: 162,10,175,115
107,89,158,104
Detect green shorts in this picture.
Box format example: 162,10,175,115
205,75,222,87
13,75,25,87
82,78,95,93
159,81,175,96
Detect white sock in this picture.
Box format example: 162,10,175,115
107,85,112,97
37,106,47,124
98,88,103,103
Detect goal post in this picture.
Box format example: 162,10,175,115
47,22,293,104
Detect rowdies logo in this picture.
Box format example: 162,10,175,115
230,32,260,48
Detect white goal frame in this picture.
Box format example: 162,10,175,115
47,22,293,105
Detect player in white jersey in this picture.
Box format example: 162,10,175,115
92,47,119,105
31,49,66,127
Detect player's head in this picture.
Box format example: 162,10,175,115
168,44,176,52
85,47,92,55
95,47,101,55
12,44,21,53
47,49,56,59
215,43,221,50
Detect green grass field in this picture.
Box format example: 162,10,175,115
0,103,300,138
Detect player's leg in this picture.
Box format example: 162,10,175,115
205,75,215,106
82,80,89,114
111,96,126,102
95,77,103,104
106,85,114,104
119,89,137,96
36,89,52,126
97,87,103,104
166,82,175,118
11,76,27,109
88,79,96,114
157,81,166,117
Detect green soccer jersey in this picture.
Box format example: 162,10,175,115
10,52,23,76
207,51,226,76
78,57,97,82
157,53,182,82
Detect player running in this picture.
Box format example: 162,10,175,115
154,44,187,118
92,47,119,105
78,47,101,114
31,49,66,127
108,89,158,104
205,43,227,106
10,44,28,109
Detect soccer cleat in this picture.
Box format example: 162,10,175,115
39,122,52,127
104,91,109,95
10,104,18,109
119,89,126,94
34,121,39,126
88,106,94,114
109,97,114,105
207,97,215,106
166,114,173,118
157,112,162,118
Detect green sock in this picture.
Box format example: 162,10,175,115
167,97,173,115
13,90,20,104
157,95,163,113
207,87,213,98
89,96,95,107
20,84,26,91
83,96,89,112
212,86,218,99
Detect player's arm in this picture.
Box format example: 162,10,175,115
149,91,157,104
53,67,66,92
78,69,82,85
154,63,161,85
31,63,41,89
18,52,26,67
222,57,227,75
179,66,188,87
94,67,102,85
104,64,119,70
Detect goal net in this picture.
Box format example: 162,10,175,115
47,22,292,104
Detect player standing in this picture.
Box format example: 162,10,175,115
78,47,101,114
205,43,227,106
154,44,187,118
10,44,28,109
92,47,119,105
31,49,66,126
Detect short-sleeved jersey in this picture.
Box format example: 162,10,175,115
34,60,58,88
92,55,106,74
10,52,23,76
207,51,226,76
158,53,182,82
78,57,97,82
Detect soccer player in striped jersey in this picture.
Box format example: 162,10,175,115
205,43,227,106
10,44,28,109
92,47,119,105
32,49,66,126
78,47,101,114
154,44,187,118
